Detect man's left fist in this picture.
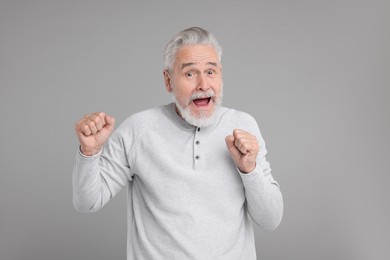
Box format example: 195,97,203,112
225,129,259,173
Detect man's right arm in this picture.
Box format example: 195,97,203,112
72,112,132,212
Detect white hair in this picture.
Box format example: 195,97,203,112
163,27,222,72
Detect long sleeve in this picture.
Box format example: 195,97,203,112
72,126,133,213
239,158,283,231
238,114,283,231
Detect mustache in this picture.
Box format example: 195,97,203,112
189,89,216,103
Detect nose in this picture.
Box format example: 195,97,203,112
196,74,209,91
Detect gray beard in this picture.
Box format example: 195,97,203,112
172,89,223,128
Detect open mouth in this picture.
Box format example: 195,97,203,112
192,97,211,107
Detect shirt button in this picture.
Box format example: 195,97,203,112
195,141,200,145
197,128,200,132
195,155,200,160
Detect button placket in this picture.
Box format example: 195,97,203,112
194,127,201,165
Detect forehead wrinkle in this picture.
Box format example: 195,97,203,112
180,60,219,70
175,45,220,71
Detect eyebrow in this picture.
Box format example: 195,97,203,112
181,62,218,70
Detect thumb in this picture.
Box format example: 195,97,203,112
225,135,241,161
104,115,115,133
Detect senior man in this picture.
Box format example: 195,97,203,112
73,27,283,260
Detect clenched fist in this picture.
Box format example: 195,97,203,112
75,112,115,156
225,129,259,173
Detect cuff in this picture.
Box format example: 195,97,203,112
78,146,103,159
237,165,266,182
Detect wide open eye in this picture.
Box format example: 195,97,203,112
207,70,214,75
185,70,196,79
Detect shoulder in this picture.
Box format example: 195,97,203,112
120,105,165,130
115,105,166,137
220,106,259,130
124,106,164,125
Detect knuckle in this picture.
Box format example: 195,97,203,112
88,120,95,127
91,116,100,124
237,137,244,144
76,117,85,127
97,112,105,118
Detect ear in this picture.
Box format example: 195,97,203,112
163,70,173,93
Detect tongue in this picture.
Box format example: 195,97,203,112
193,98,210,106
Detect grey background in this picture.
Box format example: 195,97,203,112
1,0,389,259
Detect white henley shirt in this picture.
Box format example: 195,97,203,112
73,103,283,260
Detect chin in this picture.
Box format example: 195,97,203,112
190,104,214,118
186,111,217,128
174,98,220,128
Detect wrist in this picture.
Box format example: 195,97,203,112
238,163,256,174
80,146,102,156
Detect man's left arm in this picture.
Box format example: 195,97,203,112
226,127,283,231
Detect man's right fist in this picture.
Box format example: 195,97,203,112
75,112,115,156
